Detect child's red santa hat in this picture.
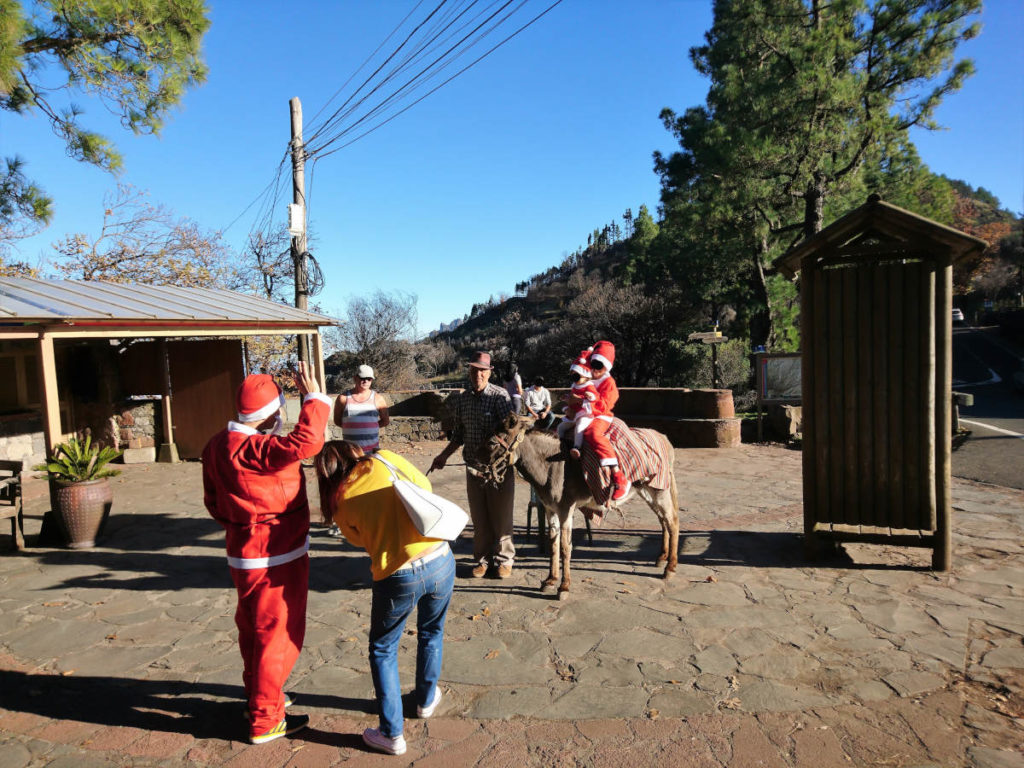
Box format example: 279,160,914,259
569,349,592,378
235,374,285,423
588,340,615,372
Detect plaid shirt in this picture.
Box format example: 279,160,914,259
449,382,512,469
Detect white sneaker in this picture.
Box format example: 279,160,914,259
362,727,407,755
417,687,442,718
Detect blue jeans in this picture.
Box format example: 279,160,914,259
369,547,455,737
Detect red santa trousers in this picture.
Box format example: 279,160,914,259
583,418,619,467
230,554,309,735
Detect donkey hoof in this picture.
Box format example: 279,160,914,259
656,554,668,565
540,579,558,593
557,588,571,601
662,567,676,580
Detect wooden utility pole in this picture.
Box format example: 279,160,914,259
289,96,309,364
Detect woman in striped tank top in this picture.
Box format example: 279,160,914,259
329,365,390,537
333,364,391,452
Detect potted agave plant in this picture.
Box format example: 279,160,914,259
36,436,122,549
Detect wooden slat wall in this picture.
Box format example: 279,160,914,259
805,256,939,536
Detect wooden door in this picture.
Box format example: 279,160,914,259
168,340,244,459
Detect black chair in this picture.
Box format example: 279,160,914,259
0,460,25,550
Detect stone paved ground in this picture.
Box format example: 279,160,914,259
1,440,1022,767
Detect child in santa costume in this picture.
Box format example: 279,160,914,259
586,340,631,502
556,350,600,459
202,362,332,744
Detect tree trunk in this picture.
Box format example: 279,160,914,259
749,237,773,351
803,172,827,239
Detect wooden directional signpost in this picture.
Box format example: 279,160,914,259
688,329,729,388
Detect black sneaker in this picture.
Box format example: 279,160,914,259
250,713,309,745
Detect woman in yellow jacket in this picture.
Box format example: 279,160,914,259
315,440,454,756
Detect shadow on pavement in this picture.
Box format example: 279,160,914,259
0,669,373,738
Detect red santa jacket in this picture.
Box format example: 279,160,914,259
202,393,331,568
565,381,599,420
590,373,619,419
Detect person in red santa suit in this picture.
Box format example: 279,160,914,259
202,361,332,744
585,340,631,502
556,350,600,459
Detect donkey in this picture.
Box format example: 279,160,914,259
480,415,679,598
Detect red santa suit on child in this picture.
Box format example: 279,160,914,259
202,372,331,743
586,340,631,501
557,351,600,455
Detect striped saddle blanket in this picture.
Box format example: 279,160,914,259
579,418,672,506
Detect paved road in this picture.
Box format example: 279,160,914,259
2,444,1023,767
952,325,1024,490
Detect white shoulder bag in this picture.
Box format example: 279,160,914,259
373,455,469,541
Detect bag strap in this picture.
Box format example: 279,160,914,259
372,454,413,485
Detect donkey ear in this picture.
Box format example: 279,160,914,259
505,412,518,431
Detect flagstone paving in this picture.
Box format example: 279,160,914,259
1,440,1021,766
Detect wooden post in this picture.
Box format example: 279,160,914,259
157,338,179,463
37,334,62,452
800,258,818,558
934,258,953,571
290,96,309,364
311,331,326,392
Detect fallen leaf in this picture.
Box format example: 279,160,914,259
647,709,660,720
481,607,491,616
728,676,739,690
720,698,741,710
470,615,483,621
484,649,500,660
705,574,717,583
668,679,682,685
105,634,117,641
61,670,75,677
618,589,633,594
42,602,66,607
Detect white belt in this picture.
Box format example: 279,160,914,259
227,536,309,570
395,542,449,572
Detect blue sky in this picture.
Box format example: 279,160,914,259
3,0,1022,337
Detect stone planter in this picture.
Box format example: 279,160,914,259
53,478,113,548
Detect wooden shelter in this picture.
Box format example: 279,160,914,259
775,196,986,571
0,277,334,461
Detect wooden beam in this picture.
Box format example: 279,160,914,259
41,326,323,339
311,331,326,393
157,339,179,463
36,335,62,452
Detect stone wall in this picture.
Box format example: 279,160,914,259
0,413,46,468
283,387,744,450
114,399,160,450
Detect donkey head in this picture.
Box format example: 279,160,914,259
475,412,529,487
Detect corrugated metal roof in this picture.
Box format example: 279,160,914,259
0,277,336,325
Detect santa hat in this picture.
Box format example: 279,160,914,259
569,350,592,378
236,374,285,423
589,340,615,372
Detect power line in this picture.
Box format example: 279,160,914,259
311,0,563,161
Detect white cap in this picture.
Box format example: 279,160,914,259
357,364,375,379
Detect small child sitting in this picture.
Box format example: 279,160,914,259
556,350,599,459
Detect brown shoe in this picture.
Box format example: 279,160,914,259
471,564,488,579
497,564,513,579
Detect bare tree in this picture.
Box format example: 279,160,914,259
339,290,421,390
51,184,239,288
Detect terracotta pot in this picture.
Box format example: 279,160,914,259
53,478,114,549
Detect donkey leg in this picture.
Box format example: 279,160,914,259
541,512,561,593
658,490,679,579
558,514,573,599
